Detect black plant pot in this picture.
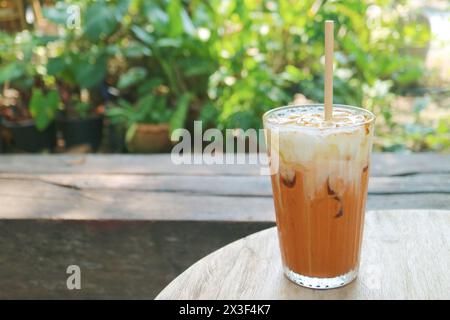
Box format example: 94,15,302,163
58,115,104,151
0,130,3,153
106,121,126,153
1,119,56,153
0,116,4,153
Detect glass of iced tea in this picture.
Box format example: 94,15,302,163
263,104,375,289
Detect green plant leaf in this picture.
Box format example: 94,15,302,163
182,59,214,76
29,89,60,131
75,55,107,88
46,57,66,76
181,8,196,36
107,106,127,125
131,25,155,45
83,1,118,41
135,94,155,122
121,41,152,58
167,0,183,37
118,67,148,89
0,63,25,84
144,3,168,30
436,119,449,134
199,102,219,126
282,65,305,83
137,78,164,96
156,38,182,47
34,35,59,46
115,0,130,20
170,93,192,134
125,122,138,145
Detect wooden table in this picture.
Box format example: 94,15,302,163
0,153,449,299
0,153,449,221
157,210,450,300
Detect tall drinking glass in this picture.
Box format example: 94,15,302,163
263,104,375,289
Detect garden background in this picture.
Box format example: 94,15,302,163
0,0,449,153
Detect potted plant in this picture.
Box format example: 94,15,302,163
0,31,59,152
45,46,109,151
56,90,105,151
107,78,191,153
1,87,60,153
41,0,127,152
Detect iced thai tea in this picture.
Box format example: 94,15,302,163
263,104,375,289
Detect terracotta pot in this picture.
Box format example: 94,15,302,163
126,123,172,153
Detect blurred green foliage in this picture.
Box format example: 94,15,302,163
29,88,60,130
0,0,448,151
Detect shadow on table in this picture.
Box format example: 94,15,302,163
0,220,274,299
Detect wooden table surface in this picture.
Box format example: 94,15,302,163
0,153,449,220
0,153,449,298
156,210,450,300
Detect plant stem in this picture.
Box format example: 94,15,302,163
153,47,182,96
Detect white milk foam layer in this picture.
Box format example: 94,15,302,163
265,105,369,128
265,105,374,198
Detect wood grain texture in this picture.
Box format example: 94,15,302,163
156,210,450,300
0,153,449,176
1,172,449,194
0,177,448,220
0,154,449,220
